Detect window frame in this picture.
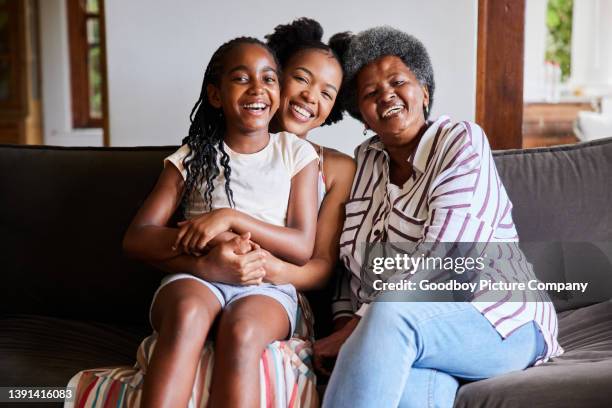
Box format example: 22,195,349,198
0,0,28,117
66,0,106,129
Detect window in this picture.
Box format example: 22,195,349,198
545,0,573,81
67,0,106,128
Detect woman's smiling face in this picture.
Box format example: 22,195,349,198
356,55,429,148
276,48,343,137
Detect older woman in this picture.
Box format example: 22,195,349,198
317,27,563,408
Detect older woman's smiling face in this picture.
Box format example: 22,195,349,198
357,55,429,148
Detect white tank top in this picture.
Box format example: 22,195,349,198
165,132,318,225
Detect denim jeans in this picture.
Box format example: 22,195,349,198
322,302,546,408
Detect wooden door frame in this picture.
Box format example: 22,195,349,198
476,0,525,149
99,0,109,146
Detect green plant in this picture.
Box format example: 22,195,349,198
546,0,573,81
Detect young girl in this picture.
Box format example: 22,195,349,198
122,37,319,408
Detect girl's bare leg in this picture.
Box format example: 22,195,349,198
142,279,222,408
208,295,290,408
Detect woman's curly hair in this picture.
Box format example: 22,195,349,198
181,37,279,214
334,26,436,122
265,18,349,126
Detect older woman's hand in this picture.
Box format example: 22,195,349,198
313,315,360,376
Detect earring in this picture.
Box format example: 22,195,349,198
363,127,368,136
424,104,429,117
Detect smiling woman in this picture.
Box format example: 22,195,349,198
263,18,357,305
318,26,562,408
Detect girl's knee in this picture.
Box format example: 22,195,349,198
217,318,268,356
160,295,215,338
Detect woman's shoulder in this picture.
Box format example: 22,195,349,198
415,117,489,172
434,116,489,152
323,147,356,172
322,147,356,187
426,116,495,175
353,135,382,158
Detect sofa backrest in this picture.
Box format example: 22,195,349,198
1,137,611,324
493,138,612,312
0,145,174,324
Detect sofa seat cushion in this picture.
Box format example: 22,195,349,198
454,300,612,408
0,315,147,387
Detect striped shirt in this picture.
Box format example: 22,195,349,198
335,115,562,363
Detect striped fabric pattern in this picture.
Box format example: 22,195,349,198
65,337,318,408
335,115,562,363
66,295,318,408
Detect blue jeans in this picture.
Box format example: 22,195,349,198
322,302,546,408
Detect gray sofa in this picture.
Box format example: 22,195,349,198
1,137,611,407
455,138,612,407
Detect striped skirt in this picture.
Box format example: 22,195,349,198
65,294,318,408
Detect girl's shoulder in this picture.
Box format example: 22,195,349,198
272,131,311,147
271,131,316,154
163,144,191,180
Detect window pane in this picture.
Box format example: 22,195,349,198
86,0,99,14
545,0,573,81
86,18,99,44
88,46,102,118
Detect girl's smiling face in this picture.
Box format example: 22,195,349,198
356,55,429,148
276,49,342,137
207,43,280,134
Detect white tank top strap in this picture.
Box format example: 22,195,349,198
317,145,327,210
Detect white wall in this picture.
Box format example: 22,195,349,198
571,0,612,90
39,0,104,146
104,0,478,155
523,0,548,102
39,0,478,151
